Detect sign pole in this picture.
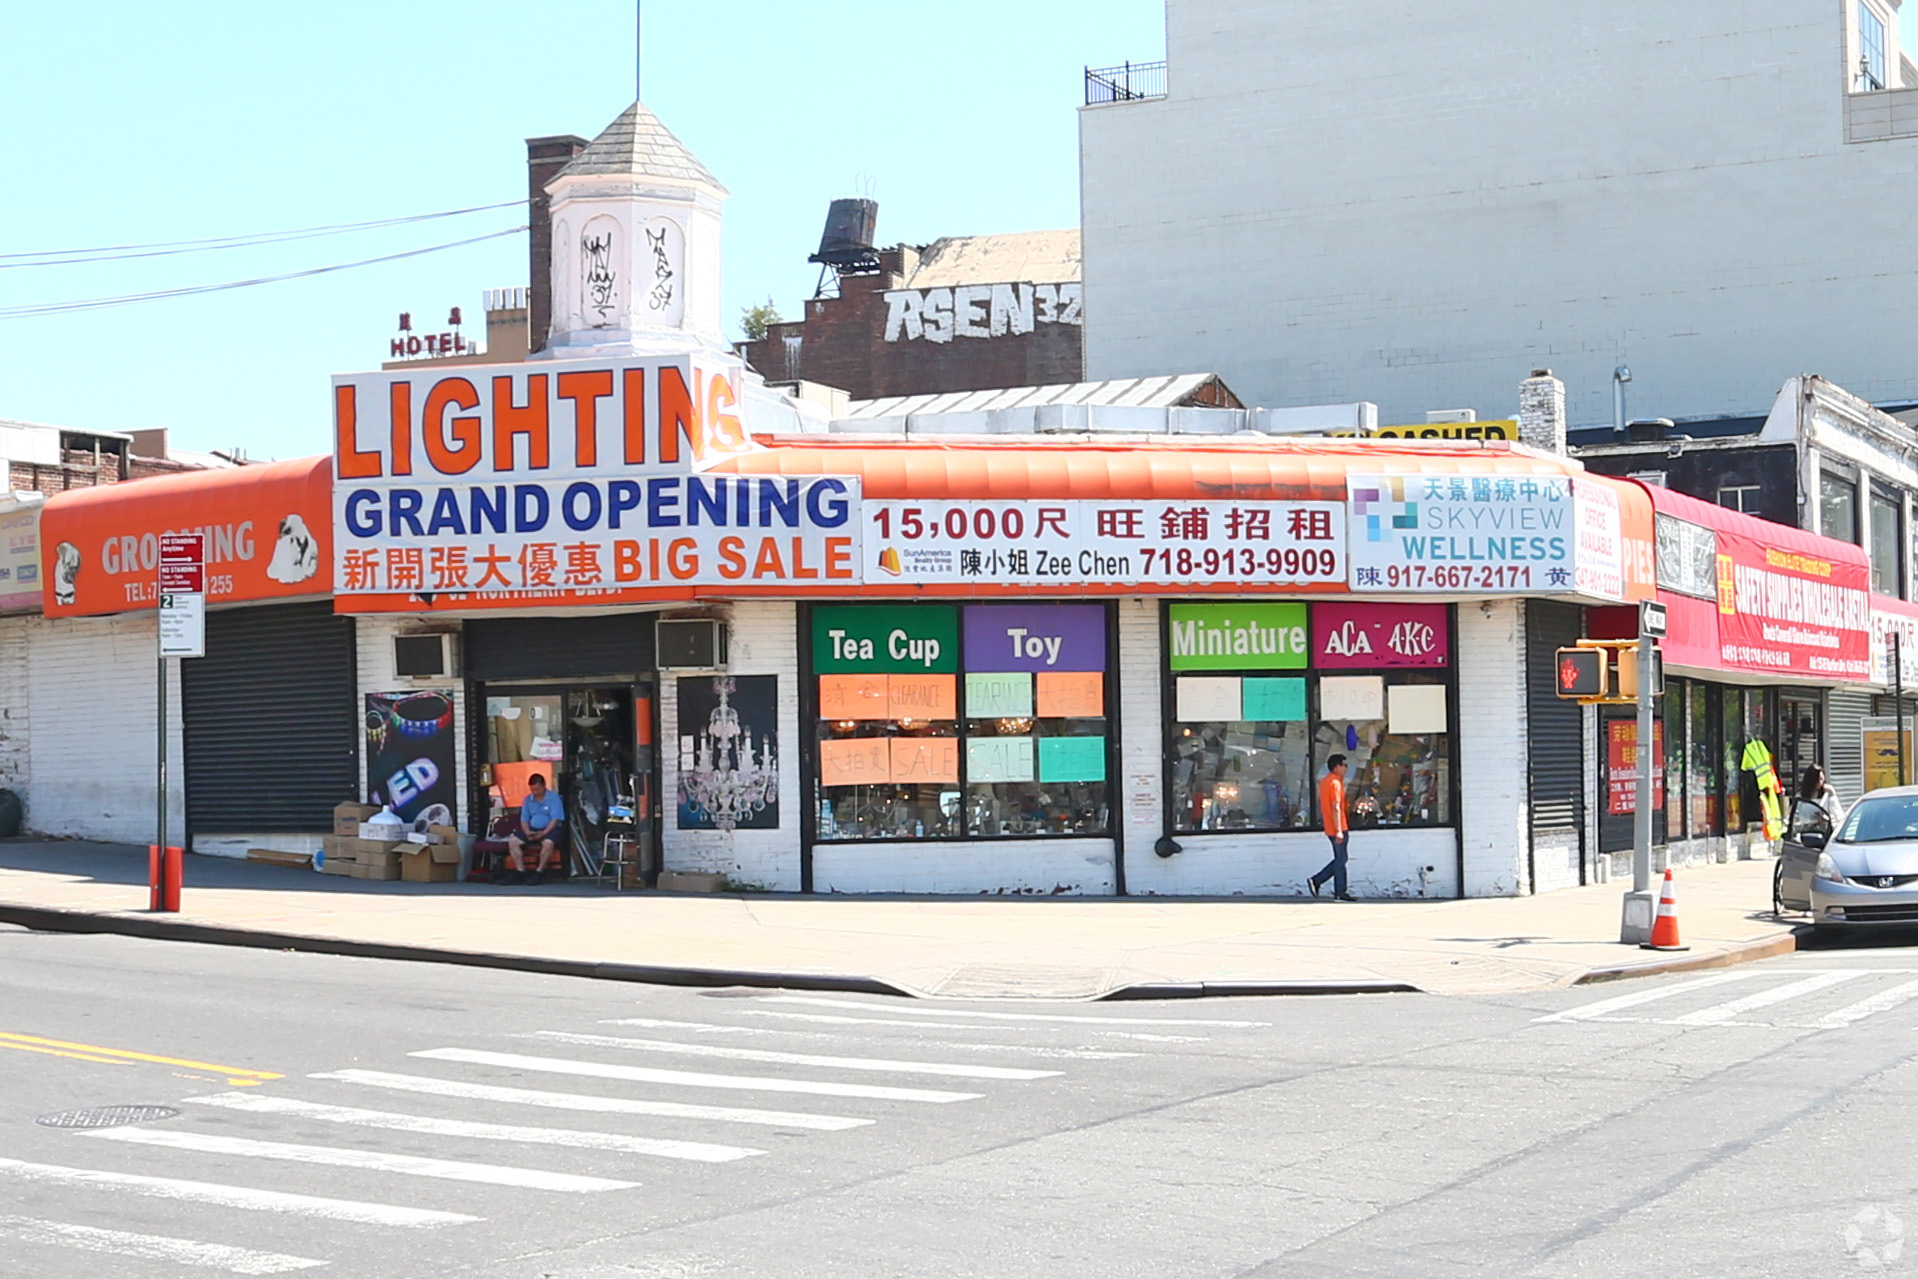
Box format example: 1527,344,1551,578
156,649,167,901
1620,599,1664,944
153,533,206,913
1897,633,1908,788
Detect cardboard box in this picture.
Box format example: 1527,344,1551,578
333,837,404,860
247,848,313,869
333,803,379,837
349,859,402,881
429,825,461,844
320,856,356,877
357,821,408,840
401,842,462,883
656,871,726,893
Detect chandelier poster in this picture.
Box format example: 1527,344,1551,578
676,674,780,831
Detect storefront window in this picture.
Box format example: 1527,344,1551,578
1167,602,1453,833
1822,471,1860,545
1689,682,1716,838
1722,688,1743,832
810,603,1110,841
1664,682,1686,842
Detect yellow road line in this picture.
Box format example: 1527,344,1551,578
0,1040,133,1066
0,1033,281,1084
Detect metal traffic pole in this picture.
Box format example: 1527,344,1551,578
1621,599,1665,943
1896,633,1908,788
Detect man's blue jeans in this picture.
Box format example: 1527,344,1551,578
1312,834,1349,896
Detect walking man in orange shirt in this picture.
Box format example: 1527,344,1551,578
1308,754,1355,901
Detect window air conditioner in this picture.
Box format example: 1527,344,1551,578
657,619,728,670
393,632,459,680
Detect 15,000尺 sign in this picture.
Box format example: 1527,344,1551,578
863,500,1346,587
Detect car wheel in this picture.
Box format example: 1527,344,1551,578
1772,859,1786,915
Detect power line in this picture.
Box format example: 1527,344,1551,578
0,226,527,320
0,200,523,269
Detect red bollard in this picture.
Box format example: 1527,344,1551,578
163,845,183,913
148,844,163,911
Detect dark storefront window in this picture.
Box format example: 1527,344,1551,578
1722,689,1744,833
1872,485,1905,598
1167,602,1454,833
1822,471,1860,545
810,603,1111,841
1689,682,1718,838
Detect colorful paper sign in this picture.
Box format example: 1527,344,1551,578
819,736,892,787
1311,603,1449,669
967,736,1035,783
1319,675,1384,721
1035,671,1104,718
863,500,1346,588
813,605,959,674
1386,684,1448,733
962,604,1106,672
818,674,889,721
1346,472,1574,593
0,496,43,614
1039,736,1107,783
1241,677,1306,721
966,671,1033,718
1166,603,1310,671
1175,676,1242,722
887,674,957,721
891,736,960,785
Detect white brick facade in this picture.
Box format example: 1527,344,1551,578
354,614,468,826
1081,1,1918,425
0,616,28,812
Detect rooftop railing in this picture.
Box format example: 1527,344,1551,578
1085,61,1166,105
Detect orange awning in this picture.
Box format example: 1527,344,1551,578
42,456,332,617
714,436,1575,501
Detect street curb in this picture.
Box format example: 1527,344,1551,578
0,903,913,998
1571,930,1803,985
1101,979,1422,1000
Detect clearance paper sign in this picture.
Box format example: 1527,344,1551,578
331,353,860,611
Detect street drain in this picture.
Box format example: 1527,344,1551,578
36,1105,179,1131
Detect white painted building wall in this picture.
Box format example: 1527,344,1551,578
0,617,27,810
661,600,804,892
25,612,184,846
1455,599,1529,897
1081,0,1918,427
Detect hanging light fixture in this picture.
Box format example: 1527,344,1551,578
680,676,777,831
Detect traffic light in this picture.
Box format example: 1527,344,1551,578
1616,645,1663,699
1555,646,1608,699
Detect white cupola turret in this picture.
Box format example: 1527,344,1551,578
537,102,729,358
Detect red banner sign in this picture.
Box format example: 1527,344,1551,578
1606,720,1665,816
1712,525,1870,679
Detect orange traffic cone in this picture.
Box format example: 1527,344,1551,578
1641,868,1689,952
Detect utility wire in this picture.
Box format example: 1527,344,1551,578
0,200,522,268
0,226,527,320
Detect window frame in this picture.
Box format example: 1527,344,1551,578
1871,482,1905,598
1860,0,1890,91
1821,470,1861,545
1159,601,1458,837
803,601,1118,845
1715,484,1762,515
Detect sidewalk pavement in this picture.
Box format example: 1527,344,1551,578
0,840,1799,1000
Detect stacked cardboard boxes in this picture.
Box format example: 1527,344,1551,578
325,804,464,882
400,826,464,883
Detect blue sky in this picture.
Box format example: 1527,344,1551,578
0,1,1163,460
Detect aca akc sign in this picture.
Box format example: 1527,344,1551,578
331,353,861,612
1310,602,1450,668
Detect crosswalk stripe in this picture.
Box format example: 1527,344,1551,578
412,1047,982,1103
727,1009,1208,1041
1811,977,1918,1029
0,1215,325,1275
1532,971,1761,1023
530,1031,1062,1081
185,1093,764,1163
82,1128,638,1193
598,1016,1145,1058
310,1069,872,1131
0,1156,478,1226
759,995,1264,1027
1667,971,1867,1026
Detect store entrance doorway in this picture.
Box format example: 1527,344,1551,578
480,681,658,882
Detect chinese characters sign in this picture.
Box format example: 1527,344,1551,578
1346,473,1575,593
1606,720,1665,816
863,500,1345,588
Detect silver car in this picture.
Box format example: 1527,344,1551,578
1778,786,1918,931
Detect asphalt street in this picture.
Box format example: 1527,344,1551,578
1,922,1915,1278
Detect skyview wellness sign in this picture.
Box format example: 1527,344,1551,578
1346,473,1575,593
331,353,859,605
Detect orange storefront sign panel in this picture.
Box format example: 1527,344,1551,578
41,457,331,618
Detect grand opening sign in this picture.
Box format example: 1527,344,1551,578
331,354,860,609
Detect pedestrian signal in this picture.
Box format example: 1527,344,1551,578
1555,647,1608,699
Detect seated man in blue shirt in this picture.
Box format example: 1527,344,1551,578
502,773,567,885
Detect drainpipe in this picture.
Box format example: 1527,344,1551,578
1612,365,1632,437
